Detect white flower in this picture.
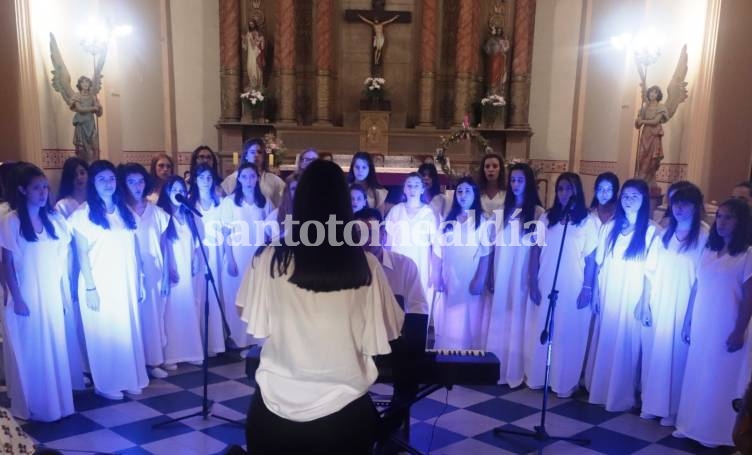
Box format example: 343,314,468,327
251,99,257,105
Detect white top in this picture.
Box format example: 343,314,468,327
481,191,505,218
222,170,286,208
237,248,404,422
54,197,82,219
380,250,428,315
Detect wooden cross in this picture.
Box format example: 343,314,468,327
344,0,412,75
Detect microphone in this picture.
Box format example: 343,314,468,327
175,193,203,218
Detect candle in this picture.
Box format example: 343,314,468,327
268,153,275,167
233,152,239,165
446,157,451,168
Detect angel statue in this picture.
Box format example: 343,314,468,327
50,33,106,163
634,44,688,185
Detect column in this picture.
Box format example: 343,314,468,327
453,0,477,125
417,0,437,128
314,0,333,125
508,0,536,128
277,0,297,124
14,0,42,164
219,0,241,121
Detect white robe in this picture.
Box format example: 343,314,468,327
163,217,203,364
222,171,286,208
70,205,149,394
385,203,438,314
480,191,505,218
676,248,752,447
54,197,89,389
586,221,658,411
131,203,169,366
641,228,708,419
486,206,544,387
525,213,598,394
433,214,491,350
1,212,74,421
196,201,226,355
220,197,272,347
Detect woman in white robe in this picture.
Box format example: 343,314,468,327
675,199,752,448
478,154,506,219
157,177,204,367
119,163,171,378
432,178,491,350
70,160,149,400
385,173,438,315
190,163,226,356
221,163,273,348
54,157,90,390
585,179,658,412
525,173,598,397
641,184,707,426
487,163,543,387
1,164,74,421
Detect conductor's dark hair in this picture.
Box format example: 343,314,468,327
268,160,372,292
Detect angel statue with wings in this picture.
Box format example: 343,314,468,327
634,44,688,185
50,33,107,163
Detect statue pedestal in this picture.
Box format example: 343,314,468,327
359,110,390,154
241,102,266,124
360,99,391,111
481,110,505,130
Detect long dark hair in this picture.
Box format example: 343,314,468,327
190,145,219,176
478,153,505,192
14,164,58,242
606,179,652,260
662,184,704,251
188,162,221,208
57,157,88,202
503,163,541,232
242,138,266,170
117,162,152,205
0,162,25,208
347,151,383,190
417,163,440,202
444,177,483,233
547,173,588,227
661,180,693,222
87,160,137,230
269,160,372,292
707,198,751,256
590,172,619,209
233,163,266,208
157,176,188,242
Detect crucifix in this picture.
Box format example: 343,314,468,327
344,0,412,75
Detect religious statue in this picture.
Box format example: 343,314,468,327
483,25,510,96
49,33,106,163
634,45,688,185
242,19,265,91
357,13,399,65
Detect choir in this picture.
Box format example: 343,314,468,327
0,145,749,450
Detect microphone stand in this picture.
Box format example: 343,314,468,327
154,205,242,428
493,204,589,446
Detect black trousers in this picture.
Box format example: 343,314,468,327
245,391,380,455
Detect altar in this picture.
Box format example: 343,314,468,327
215,0,536,179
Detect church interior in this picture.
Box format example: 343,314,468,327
1,0,752,454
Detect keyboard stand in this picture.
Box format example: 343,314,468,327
377,383,448,455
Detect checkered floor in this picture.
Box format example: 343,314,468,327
17,355,737,455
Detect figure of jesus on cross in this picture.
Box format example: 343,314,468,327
357,13,399,65
345,0,411,75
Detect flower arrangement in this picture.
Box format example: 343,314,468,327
362,76,386,100
435,121,493,180
480,93,506,114
263,132,286,167
240,89,265,108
